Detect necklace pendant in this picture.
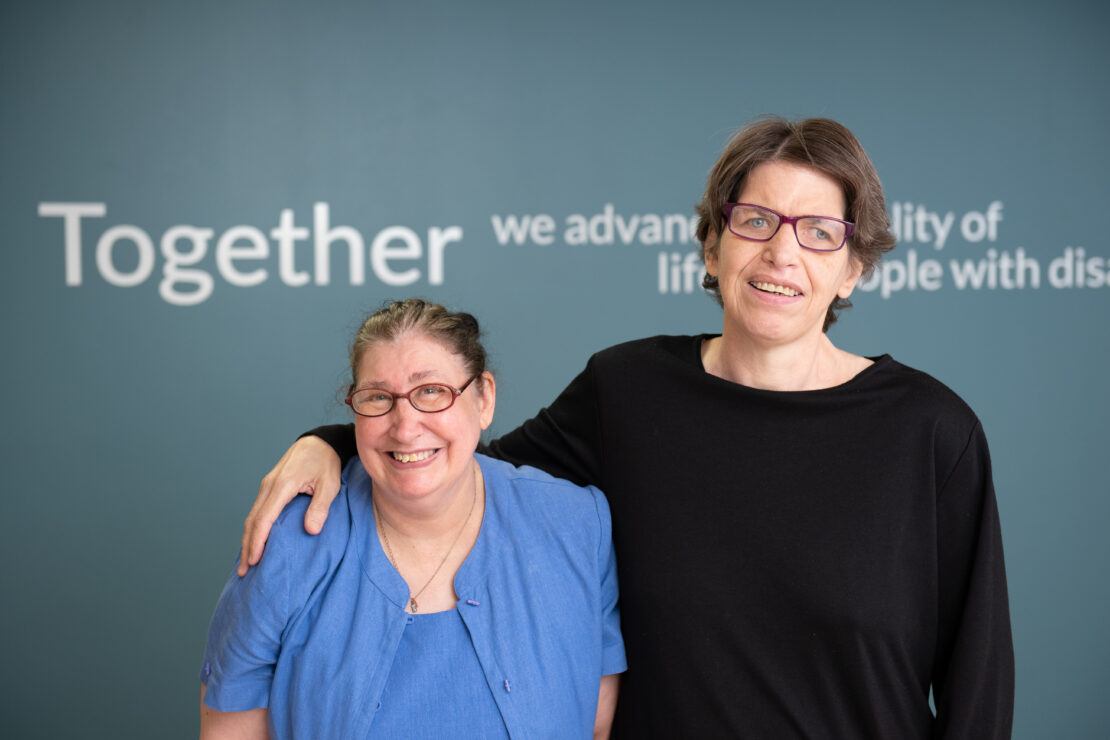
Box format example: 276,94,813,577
409,597,419,614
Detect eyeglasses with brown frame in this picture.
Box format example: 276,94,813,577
345,373,481,418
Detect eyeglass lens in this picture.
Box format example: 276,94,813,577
351,383,455,416
730,204,846,251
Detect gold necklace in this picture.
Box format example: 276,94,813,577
374,462,480,614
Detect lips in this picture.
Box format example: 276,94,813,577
749,279,804,297
390,449,438,464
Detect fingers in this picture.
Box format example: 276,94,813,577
238,471,276,576
304,466,342,534
246,475,303,567
303,494,329,535
236,434,344,576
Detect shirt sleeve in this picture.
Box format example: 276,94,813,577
591,486,627,676
306,358,605,487
302,424,357,465
932,422,1014,737
485,356,605,488
200,524,291,711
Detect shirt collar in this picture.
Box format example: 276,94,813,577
346,454,506,608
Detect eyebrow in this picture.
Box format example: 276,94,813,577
361,369,439,388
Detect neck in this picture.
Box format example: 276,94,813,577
703,326,866,391
374,461,479,542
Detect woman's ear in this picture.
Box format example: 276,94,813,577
477,371,496,430
703,231,719,278
837,255,865,299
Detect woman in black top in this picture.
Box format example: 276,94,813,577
238,117,1014,738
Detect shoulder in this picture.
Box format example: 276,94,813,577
592,334,702,364
271,492,352,553
258,462,359,580
872,358,979,420
587,334,704,381
867,357,986,463
478,454,610,533
480,452,603,503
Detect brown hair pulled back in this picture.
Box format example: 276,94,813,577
349,298,488,391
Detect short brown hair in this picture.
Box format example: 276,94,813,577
349,298,488,391
694,117,895,330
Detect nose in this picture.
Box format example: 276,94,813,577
387,398,426,441
761,221,801,267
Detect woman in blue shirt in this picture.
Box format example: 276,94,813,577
200,299,626,739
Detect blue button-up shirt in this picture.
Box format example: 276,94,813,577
201,454,626,739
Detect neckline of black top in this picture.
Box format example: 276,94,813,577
679,333,894,397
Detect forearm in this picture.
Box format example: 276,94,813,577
594,674,620,739
306,353,605,487
485,359,604,487
199,684,268,740
303,423,356,465
932,424,1014,736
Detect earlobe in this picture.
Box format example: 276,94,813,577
837,278,858,299
704,232,719,277
837,258,864,299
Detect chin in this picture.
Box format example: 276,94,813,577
393,482,442,500
733,305,826,345
732,315,794,344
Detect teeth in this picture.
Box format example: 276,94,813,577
392,450,435,463
752,281,799,297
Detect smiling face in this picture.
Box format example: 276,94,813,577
352,332,495,507
705,161,863,347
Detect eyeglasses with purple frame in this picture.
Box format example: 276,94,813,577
723,202,855,252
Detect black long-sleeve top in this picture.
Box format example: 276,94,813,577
313,334,1014,738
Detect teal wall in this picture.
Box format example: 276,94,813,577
2,0,1108,736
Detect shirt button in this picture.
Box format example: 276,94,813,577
465,599,480,606
202,662,211,678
